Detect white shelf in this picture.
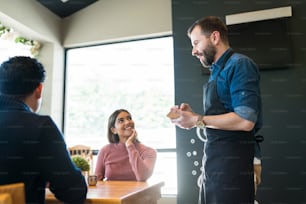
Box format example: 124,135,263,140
225,6,292,25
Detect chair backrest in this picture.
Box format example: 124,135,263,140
0,183,25,204
68,145,93,172
69,145,92,157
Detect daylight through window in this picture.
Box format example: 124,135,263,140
64,36,177,194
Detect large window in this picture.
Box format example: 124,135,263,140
64,36,176,194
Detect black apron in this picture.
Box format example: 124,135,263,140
199,50,255,204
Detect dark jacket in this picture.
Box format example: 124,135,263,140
0,96,87,204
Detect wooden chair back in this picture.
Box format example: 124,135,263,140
69,145,92,156
68,145,93,172
0,183,25,204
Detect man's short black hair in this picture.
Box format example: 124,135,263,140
0,56,46,98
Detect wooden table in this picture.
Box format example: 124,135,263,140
45,180,164,204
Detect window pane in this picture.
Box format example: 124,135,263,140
148,152,177,195
64,37,176,194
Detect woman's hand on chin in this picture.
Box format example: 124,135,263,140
125,129,137,147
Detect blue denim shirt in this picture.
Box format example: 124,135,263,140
209,48,263,133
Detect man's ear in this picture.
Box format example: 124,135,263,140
210,31,220,45
35,83,43,99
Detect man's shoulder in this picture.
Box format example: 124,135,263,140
18,112,54,126
0,110,52,124
225,52,259,73
231,52,257,66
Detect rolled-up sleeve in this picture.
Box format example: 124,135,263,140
222,56,261,123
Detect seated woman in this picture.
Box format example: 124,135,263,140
95,109,157,181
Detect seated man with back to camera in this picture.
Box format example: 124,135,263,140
0,56,87,204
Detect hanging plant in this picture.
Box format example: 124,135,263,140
15,36,34,46
14,37,42,57
0,21,42,57
0,24,10,37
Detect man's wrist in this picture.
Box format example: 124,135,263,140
195,115,206,129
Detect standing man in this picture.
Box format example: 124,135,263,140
0,56,87,204
168,16,262,204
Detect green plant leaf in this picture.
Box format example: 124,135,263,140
71,155,90,171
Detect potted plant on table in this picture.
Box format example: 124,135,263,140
71,155,90,177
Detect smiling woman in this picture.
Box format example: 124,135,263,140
94,109,157,182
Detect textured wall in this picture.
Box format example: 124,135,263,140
172,1,306,203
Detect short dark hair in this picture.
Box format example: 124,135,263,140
187,16,229,44
0,56,46,99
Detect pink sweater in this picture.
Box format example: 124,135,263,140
95,142,157,181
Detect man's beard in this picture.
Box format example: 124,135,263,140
200,43,216,68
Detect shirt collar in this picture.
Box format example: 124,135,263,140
210,48,233,72
0,95,31,112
